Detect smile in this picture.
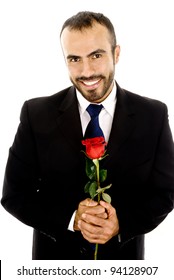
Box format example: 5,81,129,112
81,79,101,87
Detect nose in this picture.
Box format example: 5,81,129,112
80,59,95,78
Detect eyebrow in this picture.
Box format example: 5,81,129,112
66,49,106,60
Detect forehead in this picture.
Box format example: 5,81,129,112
60,23,111,56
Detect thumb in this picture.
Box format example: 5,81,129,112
100,200,116,216
80,198,98,207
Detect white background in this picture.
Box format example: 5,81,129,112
0,0,174,270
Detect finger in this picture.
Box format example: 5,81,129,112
79,219,104,237
100,200,116,216
80,198,98,207
81,213,107,227
80,229,99,243
81,229,106,244
79,221,110,244
85,204,106,215
96,212,108,219
79,216,117,244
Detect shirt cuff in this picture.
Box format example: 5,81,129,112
118,233,121,242
68,210,77,232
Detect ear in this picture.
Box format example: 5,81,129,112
114,45,121,64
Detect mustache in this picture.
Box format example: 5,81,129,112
76,75,104,81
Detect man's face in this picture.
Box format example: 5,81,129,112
61,23,120,103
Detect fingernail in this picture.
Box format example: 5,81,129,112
88,200,97,206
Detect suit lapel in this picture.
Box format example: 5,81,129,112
55,86,84,153
53,84,136,160
106,84,135,161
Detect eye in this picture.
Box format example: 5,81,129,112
92,53,102,59
68,57,81,63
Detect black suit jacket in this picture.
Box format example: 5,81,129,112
1,83,174,259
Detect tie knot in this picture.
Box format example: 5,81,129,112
86,104,103,118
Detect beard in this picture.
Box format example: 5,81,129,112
70,70,115,102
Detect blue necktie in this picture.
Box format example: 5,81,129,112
84,104,104,251
84,104,104,139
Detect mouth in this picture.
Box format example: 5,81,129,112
80,78,101,89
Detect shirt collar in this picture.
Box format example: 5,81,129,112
76,81,117,117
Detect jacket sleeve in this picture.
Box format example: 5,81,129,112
118,104,174,243
1,101,73,241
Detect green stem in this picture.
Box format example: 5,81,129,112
94,243,98,260
93,159,101,260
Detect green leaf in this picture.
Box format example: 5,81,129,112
89,181,97,199
84,181,91,193
99,169,107,182
85,158,96,180
96,184,112,194
102,193,111,203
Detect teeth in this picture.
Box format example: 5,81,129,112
83,79,100,86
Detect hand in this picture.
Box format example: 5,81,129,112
74,198,108,231
77,200,119,244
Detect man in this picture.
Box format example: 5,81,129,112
1,11,174,260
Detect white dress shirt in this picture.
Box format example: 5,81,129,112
76,81,117,142
68,81,117,231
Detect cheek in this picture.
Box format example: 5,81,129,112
96,58,114,73
67,67,77,79
67,65,81,78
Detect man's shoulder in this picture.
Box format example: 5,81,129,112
120,86,167,113
26,86,73,108
20,86,75,125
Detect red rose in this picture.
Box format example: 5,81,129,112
82,136,107,159
81,136,111,260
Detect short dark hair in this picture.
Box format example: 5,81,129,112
60,11,117,53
